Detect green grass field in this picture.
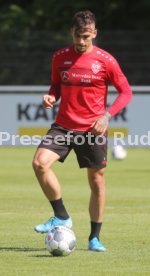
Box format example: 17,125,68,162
0,147,150,276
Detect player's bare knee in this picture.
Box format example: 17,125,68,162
88,168,106,194
32,155,49,173
88,168,105,181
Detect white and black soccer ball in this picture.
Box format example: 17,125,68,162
45,226,76,256
111,145,127,160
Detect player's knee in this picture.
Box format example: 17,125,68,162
32,155,49,173
88,168,106,194
97,168,105,177
89,168,105,181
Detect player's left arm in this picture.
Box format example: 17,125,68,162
106,57,133,117
91,57,132,136
91,111,111,136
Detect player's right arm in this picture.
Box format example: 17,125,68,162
42,95,56,108
43,52,61,109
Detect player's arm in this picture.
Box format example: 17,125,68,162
106,57,132,117
91,57,132,136
42,94,56,109
43,53,61,109
91,111,111,136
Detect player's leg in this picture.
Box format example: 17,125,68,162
73,131,107,251
32,125,72,233
88,167,106,223
87,167,106,251
33,147,61,201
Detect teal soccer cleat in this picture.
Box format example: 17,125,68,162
34,216,72,233
89,237,106,252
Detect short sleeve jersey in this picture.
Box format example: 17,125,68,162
49,45,131,131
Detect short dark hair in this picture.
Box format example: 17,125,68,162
71,10,96,31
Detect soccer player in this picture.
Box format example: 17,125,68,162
33,10,132,252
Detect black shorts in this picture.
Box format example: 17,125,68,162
38,124,107,169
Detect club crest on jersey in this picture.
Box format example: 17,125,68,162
91,61,102,74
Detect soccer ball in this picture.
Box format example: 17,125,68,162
111,145,127,160
45,226,76,256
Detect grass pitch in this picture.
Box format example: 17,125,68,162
0,147,150,276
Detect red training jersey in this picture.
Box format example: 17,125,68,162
49,45,132,131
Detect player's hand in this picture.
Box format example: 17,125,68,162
91,112,111,136
42,95,56,109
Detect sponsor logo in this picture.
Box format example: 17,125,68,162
61,71,70,82
91,61,102,74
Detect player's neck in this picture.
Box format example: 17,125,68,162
74,44,94,54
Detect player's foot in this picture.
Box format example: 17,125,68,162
34,216,72,233
88,237,106,252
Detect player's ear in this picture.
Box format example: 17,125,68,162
93,29,97,39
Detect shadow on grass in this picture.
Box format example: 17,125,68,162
31,254,56,258
0,246,53,258
0,246,88,258
31,248,88,258
0,247,46,252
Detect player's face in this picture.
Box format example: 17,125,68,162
71,24,97,53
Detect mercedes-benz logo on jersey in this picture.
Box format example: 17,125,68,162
91,61,102,74
61,71,70,82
